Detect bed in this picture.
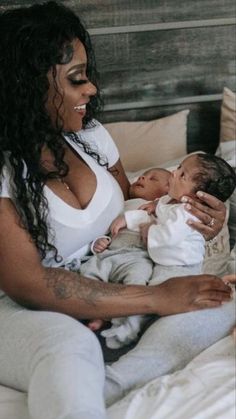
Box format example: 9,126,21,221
0,87,235,419
107,335,235,419
0,335,234,419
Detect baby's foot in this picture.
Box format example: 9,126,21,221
88,319,105,332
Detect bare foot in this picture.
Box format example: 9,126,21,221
88,319,105,332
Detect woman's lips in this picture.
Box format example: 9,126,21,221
74,104,86,114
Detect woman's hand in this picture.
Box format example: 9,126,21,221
181,191,226,240
223,274,236,286
152,274,233,316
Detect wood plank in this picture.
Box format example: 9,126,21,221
99,101,222,155
0,0,33,7
68,0,236,29
88,18,236,36
103,93,224,111
1,1,235,27
92,25,235,105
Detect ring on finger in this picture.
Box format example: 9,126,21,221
208,217,215,227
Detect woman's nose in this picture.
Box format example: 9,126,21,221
83,80,97,97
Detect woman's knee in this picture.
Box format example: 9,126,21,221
0,309,103,391
28,315,106,419
29,311,102,365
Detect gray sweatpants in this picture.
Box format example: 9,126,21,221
80,231,202,349
0,290,235,419
80,230,153,286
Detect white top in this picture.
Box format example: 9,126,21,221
125,195,205,266
0,121,124,267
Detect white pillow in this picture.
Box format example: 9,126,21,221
220,87,236,143
104,110,189,172
203,202,230,277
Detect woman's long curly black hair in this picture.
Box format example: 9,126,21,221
0,1,104,261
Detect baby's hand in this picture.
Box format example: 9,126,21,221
93,237,111,253
110,215,127,237
139,200,158,215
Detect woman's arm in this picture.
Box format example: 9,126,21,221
109,158,130,200
0,199,232,320
181,191,226,240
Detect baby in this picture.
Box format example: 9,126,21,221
80,168,170,342
92,167,170,253
82,154,236,348
111,153,236,279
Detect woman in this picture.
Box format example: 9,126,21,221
0,2,234,419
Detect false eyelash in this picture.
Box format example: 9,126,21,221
69,79,88,86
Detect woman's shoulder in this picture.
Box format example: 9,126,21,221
80,119,113,144
79,119,119,167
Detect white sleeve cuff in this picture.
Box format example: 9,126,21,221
125,210,152,232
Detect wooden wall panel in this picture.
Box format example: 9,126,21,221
1,1,235,26
0,0,32,9
68,0,235,28
92,25,235,105
0,0,235,153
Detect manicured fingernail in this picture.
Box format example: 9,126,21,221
197,191,204,197
187,219,193,225
181,196,188,203
185,204,191,210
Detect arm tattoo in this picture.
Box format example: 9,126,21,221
44,268,128,306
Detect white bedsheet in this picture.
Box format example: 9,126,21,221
0,336,234,419
107,335,236,419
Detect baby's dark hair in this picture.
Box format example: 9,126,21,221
192,153,236,202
